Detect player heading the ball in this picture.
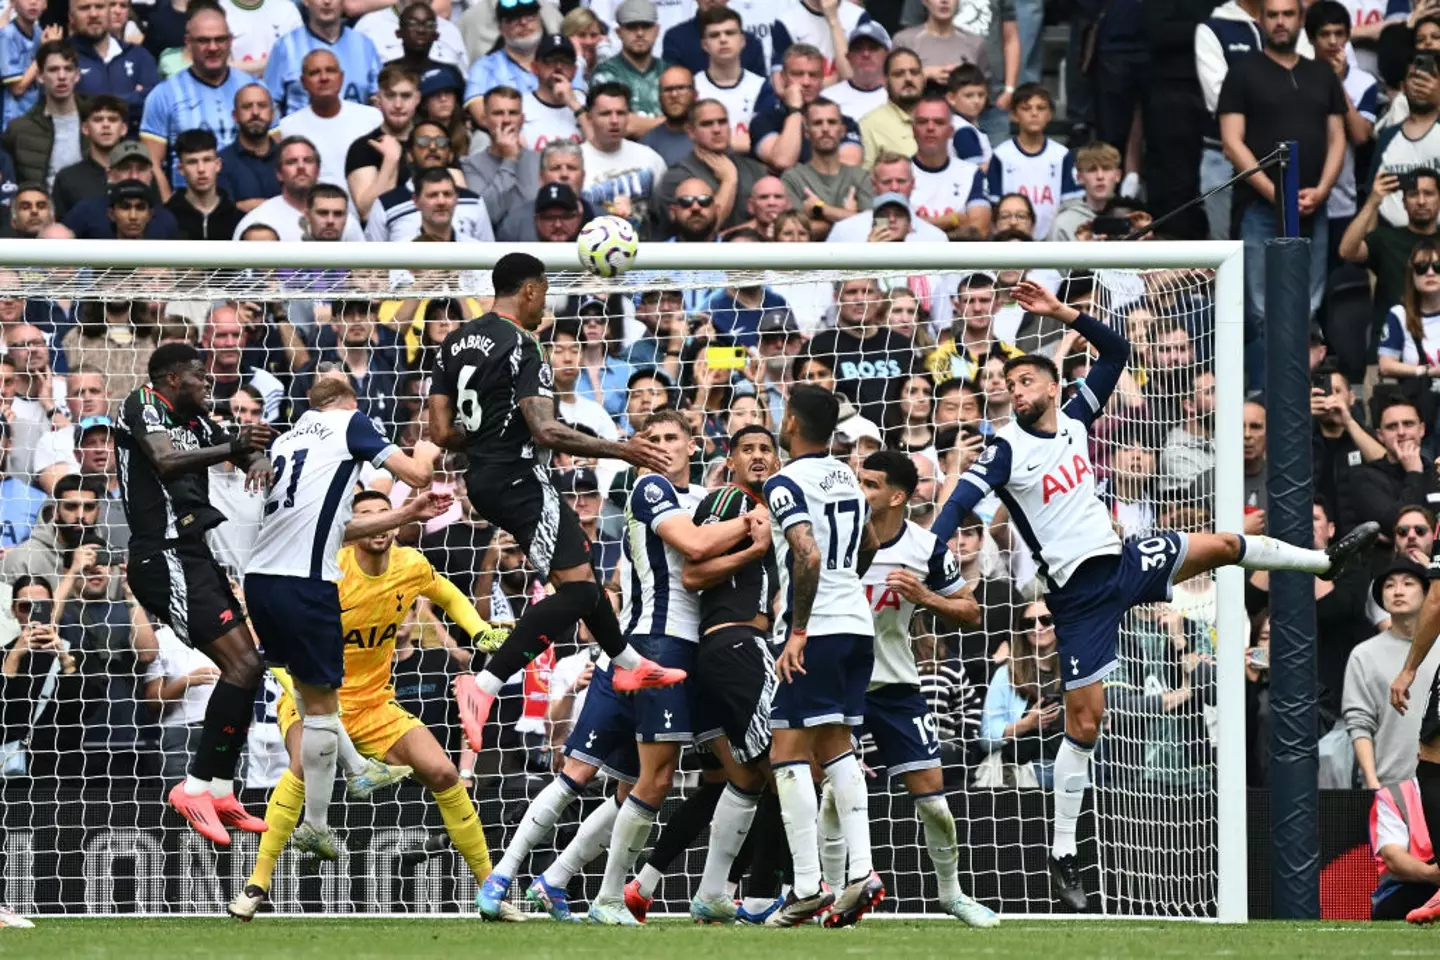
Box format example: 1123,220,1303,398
427,252,686,753
929,280,1379,911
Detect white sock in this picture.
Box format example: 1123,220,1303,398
208,778,233,798
824,752,872,881
336,725,366,778
1237,535,1329,574
742,895,776,913
915,793,961,903
773,761,821,898
597,795,657,900
1052,736,1095,859
475,671,504,696
817,781,846,890
543,795,619,887
697,784,760,899
300,713,342,832
636,862,664,899
497,775,580,878
611,646,642,670
184,774,209,796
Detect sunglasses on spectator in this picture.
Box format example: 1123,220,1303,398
1398,523,1432,537
413,135,450,149
1415,260,1440,275
674,195,714,208
1025,614,1054,629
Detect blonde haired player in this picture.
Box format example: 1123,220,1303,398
229,490,518,920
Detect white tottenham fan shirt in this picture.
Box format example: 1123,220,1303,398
220,0,302,75
779,0,867,78
276,100,383,197
821,79,886,125
520,91,582,151
985,137,1081,241
246,407,398,582
765,453,875,639
619,475,708,641
862,519,966,689
694,69,768,143
910,155,988,224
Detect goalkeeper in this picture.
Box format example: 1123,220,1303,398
230,491,516,920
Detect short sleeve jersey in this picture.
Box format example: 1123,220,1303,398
431,313,555,474
115,385,231,558
619,475,708,641
693,484,777,633
862,520,965,689
336,544,439,711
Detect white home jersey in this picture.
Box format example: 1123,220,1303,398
930,312,1132,590
863,520,965,689
620,475,709,641
245,408,398,582
779,0,867,77
765,454,875,638
911,156,988,223
950,113,992,167
694,69,768,141
985,137,1081,241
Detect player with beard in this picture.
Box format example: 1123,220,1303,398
827,450,997,927
115,342,275,842
930,281,1378,911
611,425,785,925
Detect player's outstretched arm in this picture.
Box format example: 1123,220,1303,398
656,507,763,563
517,396,671,472
1392,578,1440,715
420,570,509,651
139,421,275,480
1013,279,1131,419
887,571,982,626
378,442,438,490
343,490,454,542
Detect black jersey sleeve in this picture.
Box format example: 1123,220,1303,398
695,485,747,527
119,388,172,445
432,330,460,400
514,333,555,404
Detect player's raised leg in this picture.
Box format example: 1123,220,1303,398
1178,526,1379,584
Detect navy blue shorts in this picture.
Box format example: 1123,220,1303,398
630,634,696,743
1050,532,1190,690
244,573,346,689
562,665,638,783
771,632,873,729
862,683,941,778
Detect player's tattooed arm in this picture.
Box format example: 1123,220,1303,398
137,421,276,480
518,396,670,471
784,521,822,633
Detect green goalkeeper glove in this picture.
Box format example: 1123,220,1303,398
472,624,512,653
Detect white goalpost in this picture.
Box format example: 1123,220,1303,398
0,239,1246,923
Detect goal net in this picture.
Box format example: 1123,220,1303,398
0,241,1246,920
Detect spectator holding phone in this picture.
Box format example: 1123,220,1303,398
978,600,1063,788
1340,169,1440,325
1374,54,1440,229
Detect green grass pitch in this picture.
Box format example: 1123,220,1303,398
6,918,1440,959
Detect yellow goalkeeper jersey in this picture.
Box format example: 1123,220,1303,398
337,545,480,711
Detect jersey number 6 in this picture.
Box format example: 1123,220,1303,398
456,364,484,431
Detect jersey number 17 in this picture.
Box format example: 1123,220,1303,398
824,499,862,570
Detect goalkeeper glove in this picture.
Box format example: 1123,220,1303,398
472,624,511,653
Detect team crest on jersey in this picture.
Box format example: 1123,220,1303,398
644,483,664,503
942,551,960,580
142,403,164,428
539,362,555,388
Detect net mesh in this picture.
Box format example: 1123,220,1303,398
0,256,1223,918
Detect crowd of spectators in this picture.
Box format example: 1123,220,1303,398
0,0,1435,812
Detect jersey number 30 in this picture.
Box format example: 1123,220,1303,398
455,365,484,431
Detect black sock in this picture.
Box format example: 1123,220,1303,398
745,791,792,897
646,780,724,873
578,583,627,659
1418,759,1440,839
484,580,602,680
192,680,256,782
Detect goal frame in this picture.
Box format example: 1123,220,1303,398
0,238,1247,923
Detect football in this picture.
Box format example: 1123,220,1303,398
577,215,639,278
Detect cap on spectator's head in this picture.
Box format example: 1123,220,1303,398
872,191,910,214
1373,556,1430,609
419,64,464,97
554,467,599,494
496,0,541,21
835,413,881,445
535,182,580,213
616,0,659,25
1308,321,1326,346
577,294,607,315
78,415,114,436
758,307,799,337
536,33,576,62
848,21,891,50
107,179,151,206
109,140,151,169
